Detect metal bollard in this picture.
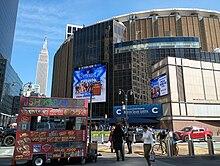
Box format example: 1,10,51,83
188,134,194,156
166,139,173,157
207,138,214,155
133,133,136,143
101,130,104,144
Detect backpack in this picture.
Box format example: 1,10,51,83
173,132,180,141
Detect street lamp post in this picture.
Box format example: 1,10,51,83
89,83,93,144
119,89,133,129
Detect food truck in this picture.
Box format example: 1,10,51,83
13,97,88,166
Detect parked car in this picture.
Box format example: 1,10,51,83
175,126,212,142
0,127,16,146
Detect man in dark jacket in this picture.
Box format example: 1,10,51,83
112,124,125,161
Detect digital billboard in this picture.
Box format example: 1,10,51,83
150,73,168,99
73,64,106,103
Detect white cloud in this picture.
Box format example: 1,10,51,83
15,1,71,46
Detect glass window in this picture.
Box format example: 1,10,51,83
210,53,215,62
68,26,71,33
30,116,86,131
215,53,220,63
205,53,211,62
201,52,206,61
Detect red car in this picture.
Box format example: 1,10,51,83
176,126,212,142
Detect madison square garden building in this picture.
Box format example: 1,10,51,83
52,8,220,132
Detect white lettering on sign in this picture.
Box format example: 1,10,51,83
116,109,122,115
152,107,158,114
140,110,148,114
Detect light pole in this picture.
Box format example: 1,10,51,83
119,89,133,129
89,83,93,144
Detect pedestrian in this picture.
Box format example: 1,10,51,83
157,130,167,154
108,127,115,153
142,125,153,166
112,124,125,161
126,128,133,154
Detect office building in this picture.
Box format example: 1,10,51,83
52,8,220,130
152,56,220,132
22,83,40,97
36,37,49,95
0,0,22,126
65,24,83,39
0,0,19,62
52,20,125,119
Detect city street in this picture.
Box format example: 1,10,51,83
1,141,220,166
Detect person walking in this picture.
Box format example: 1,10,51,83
142,125,153,166
112,124,125,161
126,128,133,154
108,127,115,153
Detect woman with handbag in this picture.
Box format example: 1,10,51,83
142,125,153,166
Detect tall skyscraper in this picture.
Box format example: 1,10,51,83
0,0,22,126
36,37,49,95
0,0,19,62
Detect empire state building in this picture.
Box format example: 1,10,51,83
36,37,49,95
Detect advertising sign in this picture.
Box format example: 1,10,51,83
150,73,168,99
113,104,162,118
73,64,106,103
20,97,87,108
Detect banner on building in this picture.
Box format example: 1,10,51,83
150,73,168,99
113,104,162,118
73,64,106,103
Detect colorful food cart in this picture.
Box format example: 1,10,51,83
12,97,89,166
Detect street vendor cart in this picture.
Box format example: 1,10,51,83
12,97,91,166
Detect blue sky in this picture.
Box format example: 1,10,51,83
11,0,220,96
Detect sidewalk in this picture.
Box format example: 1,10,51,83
97,144,220,166
96,151,220,166
96,151,173,166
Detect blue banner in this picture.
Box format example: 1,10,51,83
73,64,106,103
150,73,168,99
113,104,162,118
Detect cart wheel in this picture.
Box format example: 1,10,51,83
81,158,86,165
32,155,45,166
3,135,15,146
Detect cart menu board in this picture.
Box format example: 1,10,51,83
14,97,88,161
18,108,88,117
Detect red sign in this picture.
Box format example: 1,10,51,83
18,108,88,116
